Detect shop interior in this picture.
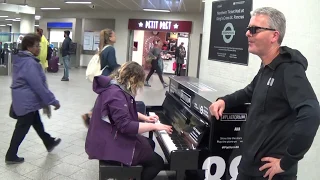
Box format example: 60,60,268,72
131,30,189,75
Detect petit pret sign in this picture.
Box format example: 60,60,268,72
128,19,193,33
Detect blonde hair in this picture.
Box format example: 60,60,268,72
110,62,145,96
99,28,114,54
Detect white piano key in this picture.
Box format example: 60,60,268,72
149,112,177,152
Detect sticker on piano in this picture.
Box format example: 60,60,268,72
220,113,247,121
180,90,191,107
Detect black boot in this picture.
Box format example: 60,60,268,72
5,156,24,164
46,138,61,152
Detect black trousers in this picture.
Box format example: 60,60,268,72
138,138,164,180
145,64,164,84
236,172,297,180
6,111,54,159
175,63,183,76
105,138,164,180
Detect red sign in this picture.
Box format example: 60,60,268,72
128,19,193,33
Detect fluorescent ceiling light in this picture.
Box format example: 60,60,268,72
5,19,15,21
41,8,61,10
65,1,92,4
0,25,5,26
0,16,8,18
35,15,41,20
34,25,39,27
15,18,20,20
7,24,12,26
143,9,170,12
13,19,20,21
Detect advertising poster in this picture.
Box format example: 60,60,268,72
208,0,252,65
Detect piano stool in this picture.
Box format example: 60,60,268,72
99,160,143,180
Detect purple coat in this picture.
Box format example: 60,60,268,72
85,75,146,166
11,51,59,116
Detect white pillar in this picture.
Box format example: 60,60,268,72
11,21,20,42
20,13,35,34
11,21,20,33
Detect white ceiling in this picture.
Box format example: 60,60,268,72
0,0,204,26
1,0,205,12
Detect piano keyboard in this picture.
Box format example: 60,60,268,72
150,112,189,152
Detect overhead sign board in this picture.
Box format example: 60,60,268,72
128,19,193,33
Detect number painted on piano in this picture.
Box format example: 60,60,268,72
202,156,241,180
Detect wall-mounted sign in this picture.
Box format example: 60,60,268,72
208,0,252,65
47,22,73,29
128,19,193,33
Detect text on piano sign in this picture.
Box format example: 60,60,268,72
220,113,247,121
180,90,191,107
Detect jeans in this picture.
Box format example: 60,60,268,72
62,55,70,79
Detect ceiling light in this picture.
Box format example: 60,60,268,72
5,19,15,21
13,19,20,21
0,16,9,18
0,25,5,26
34,25,39,27
143,9,170,12
40,8,61,10
65,1,92,4
35,15,41,20
7,24,12,26
15,18,20,20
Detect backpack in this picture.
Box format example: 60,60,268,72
179,46,186,58
68,41,76,54
86,45,110,82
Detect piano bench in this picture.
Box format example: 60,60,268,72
99,160,143,180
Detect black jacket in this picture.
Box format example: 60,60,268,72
61,37,71,57
220,46,320,176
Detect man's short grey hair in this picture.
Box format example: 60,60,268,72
252,7,286,44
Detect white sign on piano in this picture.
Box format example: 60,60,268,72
220,113,247,121
180,90,191,107
202,155,241,180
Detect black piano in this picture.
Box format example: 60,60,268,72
147,76,249,180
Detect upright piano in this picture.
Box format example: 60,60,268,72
147,76,250,180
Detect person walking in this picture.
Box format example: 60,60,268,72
144,40,168,88
6,33,61,164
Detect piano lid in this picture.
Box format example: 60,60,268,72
168,76,233,122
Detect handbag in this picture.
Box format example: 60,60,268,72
9,104,18,119
145,54,156,64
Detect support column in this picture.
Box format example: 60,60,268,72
20,14,35,34
11,21,20,42
11,21,20,33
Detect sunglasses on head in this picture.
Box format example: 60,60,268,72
246,26,276,34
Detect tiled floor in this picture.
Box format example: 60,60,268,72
0,68,172,180
0,68,319,180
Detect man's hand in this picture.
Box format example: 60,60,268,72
209,99,225,120
259,157,284,180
